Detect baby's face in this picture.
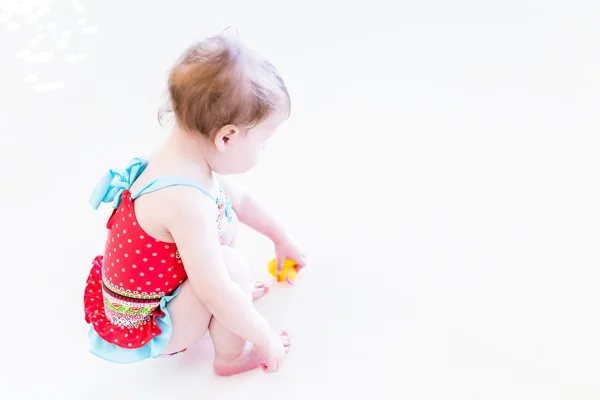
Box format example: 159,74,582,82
210,112,285,175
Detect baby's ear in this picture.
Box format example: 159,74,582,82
214,124,240,151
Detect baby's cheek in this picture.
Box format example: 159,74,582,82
245,149,262,169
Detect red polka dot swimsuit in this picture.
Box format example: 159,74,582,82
84,158,232,350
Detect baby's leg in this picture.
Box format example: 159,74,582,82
211,246,291,376
162,279,213,355
163,247,267,355
221,216,269,301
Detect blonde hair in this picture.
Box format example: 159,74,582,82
160,33,291,137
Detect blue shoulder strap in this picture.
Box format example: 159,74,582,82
89,157,217,209
131,176,216,202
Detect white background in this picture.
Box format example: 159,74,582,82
0,0,599,399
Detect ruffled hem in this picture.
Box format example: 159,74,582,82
86,285,181,364
83,256,164,350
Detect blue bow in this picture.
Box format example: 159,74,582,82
89,157,148,209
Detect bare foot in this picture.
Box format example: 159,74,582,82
252,281,269,302
213,332,291,376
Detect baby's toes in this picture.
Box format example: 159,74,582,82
279,331,292,350
252,282,270,301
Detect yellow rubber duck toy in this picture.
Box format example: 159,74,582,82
268,258,298,285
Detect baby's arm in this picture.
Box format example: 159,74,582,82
163,186,276,346
218,176,288,244
219,176,307,271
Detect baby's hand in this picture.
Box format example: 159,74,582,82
256,331,292,374
274,235,307,273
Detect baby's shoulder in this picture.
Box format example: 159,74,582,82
131,179,216,243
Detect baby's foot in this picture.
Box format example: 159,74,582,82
252,281,269,302
213,332,291,376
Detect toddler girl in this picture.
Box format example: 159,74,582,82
83,33,307,375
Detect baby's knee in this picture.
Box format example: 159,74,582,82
220,246,251,286
220,245,244,266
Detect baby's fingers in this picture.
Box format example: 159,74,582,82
260,361,278,374
295,253,308,270
259,362,268,373
275,256,285,273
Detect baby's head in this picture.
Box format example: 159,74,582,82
163,33,291,174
